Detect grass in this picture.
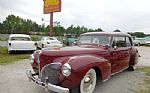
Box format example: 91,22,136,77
133,67,150,93
138,67,150,76
30,35,40,41
0,47,29,65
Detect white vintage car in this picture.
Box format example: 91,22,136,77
37,37,63,49
145,36,150,46
133,38,146,46
7,34,36,53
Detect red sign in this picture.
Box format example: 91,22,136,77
44,0,61,14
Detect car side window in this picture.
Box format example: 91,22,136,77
112,36,126,47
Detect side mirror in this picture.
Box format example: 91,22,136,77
114,46,118,50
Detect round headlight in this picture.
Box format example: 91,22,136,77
62,63,71,77
29,54,34,64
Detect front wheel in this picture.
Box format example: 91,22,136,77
42,44,44,48
80,68,97,93
137,43,140,46
71,68,97,93
8,51,11,54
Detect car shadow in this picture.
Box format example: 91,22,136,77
9,51,34,54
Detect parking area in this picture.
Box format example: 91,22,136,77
0,46,149,93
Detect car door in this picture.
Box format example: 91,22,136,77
111,36,131,74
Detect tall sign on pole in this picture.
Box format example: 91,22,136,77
43,0,61,37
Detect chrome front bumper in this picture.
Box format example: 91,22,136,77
26,70,69,93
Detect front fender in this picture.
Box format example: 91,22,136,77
54,55,111,89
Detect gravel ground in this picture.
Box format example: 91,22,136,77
0,46,150,93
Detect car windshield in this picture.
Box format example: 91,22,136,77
79,35,110,45
145,37,150,41
10,37,31,41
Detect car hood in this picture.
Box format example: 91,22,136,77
36,45,108,71
41,45,107,57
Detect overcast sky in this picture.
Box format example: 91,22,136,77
0,0,150,34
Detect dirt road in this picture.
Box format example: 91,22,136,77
0,47,150,93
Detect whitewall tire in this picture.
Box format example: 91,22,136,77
80,68,97,93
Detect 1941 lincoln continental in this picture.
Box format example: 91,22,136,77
26,32,139,93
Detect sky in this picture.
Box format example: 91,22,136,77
0,0,150,34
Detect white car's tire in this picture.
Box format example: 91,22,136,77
80,68,97,93
8,50,12,54
42,44,45,48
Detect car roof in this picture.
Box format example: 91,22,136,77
81,32,131,37
9,34,30,38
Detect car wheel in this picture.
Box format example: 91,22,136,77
70,68,97,93
8,50,12,54
80,68,97,93
30,50,35,53
128,53,139,71
66,42,70,46
8,51,11,54
42,44,44,48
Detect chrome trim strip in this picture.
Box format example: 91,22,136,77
102,76,111,82
102,66,129,82
26,70,69,93
111,67,128,76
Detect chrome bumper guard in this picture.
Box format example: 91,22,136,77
26,70,69,93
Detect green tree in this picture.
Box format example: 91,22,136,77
0,14,105,35
128,32,146,38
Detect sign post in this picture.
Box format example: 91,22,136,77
43,0,61,37
50,12,53,37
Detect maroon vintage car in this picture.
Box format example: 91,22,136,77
26,32,139,93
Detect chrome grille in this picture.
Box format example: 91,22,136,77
41,63,61,85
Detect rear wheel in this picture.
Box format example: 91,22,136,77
128,53,139,71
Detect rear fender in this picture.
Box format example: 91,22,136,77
130,47,139,65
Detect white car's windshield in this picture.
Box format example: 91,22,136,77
79,35,110,45
10,37,31,41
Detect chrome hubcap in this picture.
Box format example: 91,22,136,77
83,73,93,92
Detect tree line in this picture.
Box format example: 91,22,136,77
0,14,149,37
0,14,103,36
